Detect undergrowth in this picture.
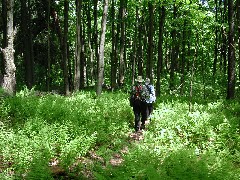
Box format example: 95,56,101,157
0,89,239,179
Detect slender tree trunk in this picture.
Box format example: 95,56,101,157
86,1,94,86
80,19,85,89
156,4,165,97
132,5,139,85
213,0,218,84
47,0,51,91
1,0,7,78
226,0,235,99
147,2,154,82
169,3,177,92
21,0,34,89
119,0,126,86
137,16,143,76
93,0,99,82
97,0,108,95
74,0,82,91
111,0,117,90
180,19,187,96
63,0,70,95
237,0,240,82
1,0,16,95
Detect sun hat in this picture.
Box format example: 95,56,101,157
135,76,143,82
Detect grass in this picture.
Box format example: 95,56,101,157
0,89,239,179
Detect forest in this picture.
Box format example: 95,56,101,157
0,0,239,179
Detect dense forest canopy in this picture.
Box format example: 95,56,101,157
0,0,239,98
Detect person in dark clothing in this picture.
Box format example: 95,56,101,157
130,76,149,132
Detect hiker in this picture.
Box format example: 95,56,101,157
130,76,149,132
145,78,156,120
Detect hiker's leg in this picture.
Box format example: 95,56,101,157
133,100,141,132
140,101,148,130
148,103,153,119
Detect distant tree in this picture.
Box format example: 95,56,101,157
147,2,154,83
1,0,16,95
21,0,34,89
63,0,70,95
226,0,235,99
74,0,82,91
97,0,108,95
111,0,118,90
237,0,240,82
119,0,126,86
156,4,165,97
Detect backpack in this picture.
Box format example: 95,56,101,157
129,84,148,106
145,84,156,103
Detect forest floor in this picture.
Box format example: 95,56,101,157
50,121,150,179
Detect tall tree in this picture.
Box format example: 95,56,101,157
226,0,236,99
0,0,16,95
119,0,126,86
47,0,51,91
156,3,165,97
111,0,118,90
63,0,70,95
147,2,154,82
96,0,108,95
21,0,34,89
74,0,82,91
237,0,240,82
169,2,178,91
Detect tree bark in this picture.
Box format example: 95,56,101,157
226,0,235,99
111,0,117,90
119,0,126,86
169,3,177,91
212,0,218,84
180,19,187,96
93,0,99,82
237,0,240,82
156,4,165,97
96,0,108,95
1,0,16,95
47,0,51,91
147,2,154,82
21,0,34,89
63,0,70,95
74,0,82,91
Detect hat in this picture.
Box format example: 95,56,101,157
135,76,143,82
145,78,150,84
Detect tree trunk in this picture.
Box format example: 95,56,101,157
237,0,240,82
1,0,7,77
137,17,143,76
1,0,16,95
74,0,82,91
226,0,235,99
169,3,177,92
119,0,126,86
180,19,187,96
111,0,117,90
63,0,70,95
156,4,165,97
96,0,108,95
47,0,51,91
131,5,139,85
93,0,99,82
212,0,218,84
86,1,94,86
21,0,34,89
147,2,154,82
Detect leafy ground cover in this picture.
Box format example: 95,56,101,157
0,89,239,179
